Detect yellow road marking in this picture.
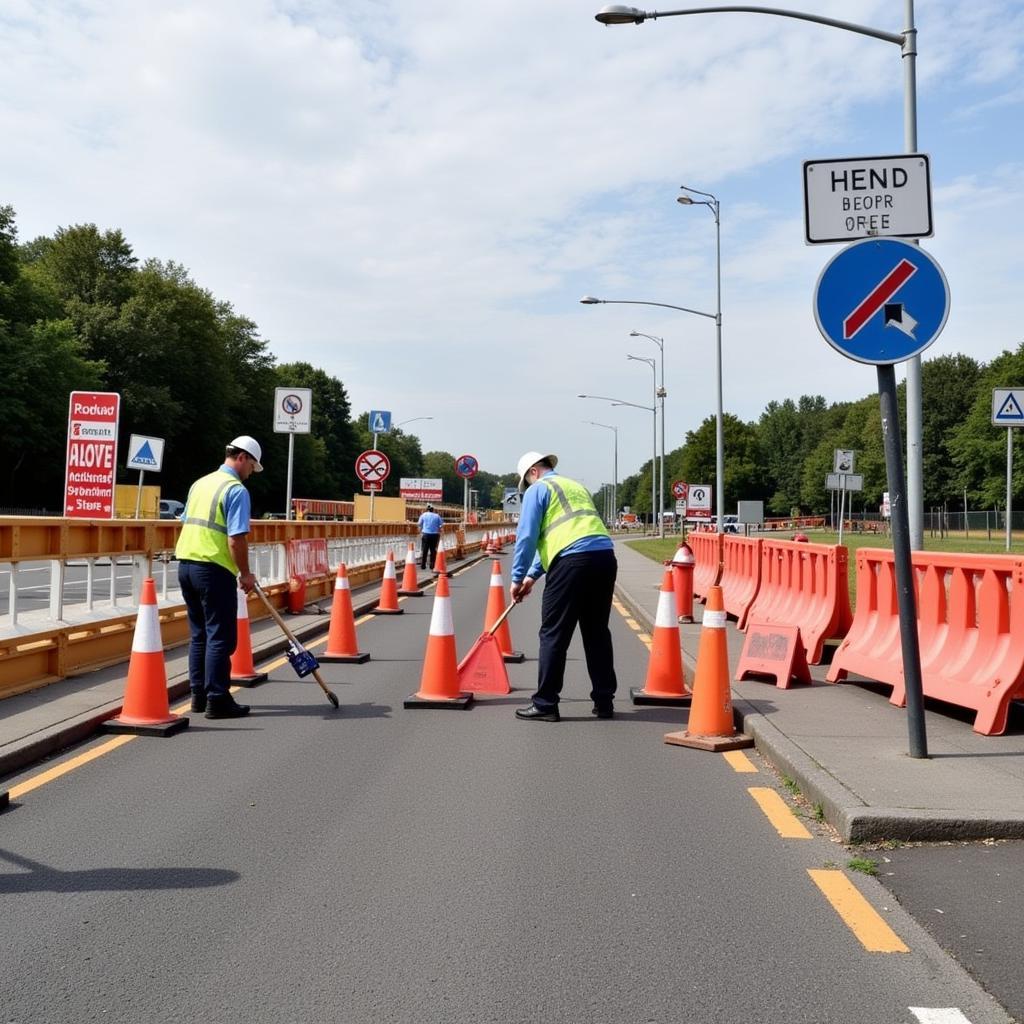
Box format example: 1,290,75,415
748,786,812,839
355,615,373,625
623,617,640,631
637,633,652,646
808,869,910,953
723,750,758,773
7,735,136,799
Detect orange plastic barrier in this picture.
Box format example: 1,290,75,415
828,550,1024,735
745,539,852,665
718,536,762,628
687,531,723,601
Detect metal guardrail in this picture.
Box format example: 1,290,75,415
0,517,497,699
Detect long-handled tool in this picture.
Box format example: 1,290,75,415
253,582,340,709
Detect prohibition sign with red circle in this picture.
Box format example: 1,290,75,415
671,480,688,500
455,454,479,479
356,449,391,483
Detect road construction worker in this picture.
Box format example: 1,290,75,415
174,436,262,720
417,503,444,570
509,451,618,721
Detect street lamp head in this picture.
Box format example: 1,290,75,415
595,5,646,24
580,295,602,304
676,195,694,205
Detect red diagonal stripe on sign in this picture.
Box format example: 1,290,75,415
843,258,917,340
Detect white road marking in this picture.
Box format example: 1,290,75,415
909,1009,974,1024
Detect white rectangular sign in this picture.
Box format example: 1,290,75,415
833,449,856,474
126,434,164,473
992,389,1024,426
686,483,712,519
400,477,443,501
502,487,521,514
803,154,932,245
827,473,863,491
274,387,313,433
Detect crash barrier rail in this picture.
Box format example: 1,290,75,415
718,536,762,629
827,549,1024,735
745,539,853,665
0,517,496,699
686,531,723,600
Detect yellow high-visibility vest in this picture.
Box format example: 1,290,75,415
535,475,609,571
174,469,243,575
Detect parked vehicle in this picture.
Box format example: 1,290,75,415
159,499,184,520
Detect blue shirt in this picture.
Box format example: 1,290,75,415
219,465,251,536
510,471,613,583
418,511,443,535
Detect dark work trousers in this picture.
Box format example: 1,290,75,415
178,559,238,698
533,548,618,710
421,533,440,570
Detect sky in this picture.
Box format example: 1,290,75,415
2,0,1022,497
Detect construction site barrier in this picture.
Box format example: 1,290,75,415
718,536,762,629
687,531,723,601
827,549,1024,735
744,538,852,665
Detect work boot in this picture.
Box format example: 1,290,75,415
205,694,251,719
190,691,207,713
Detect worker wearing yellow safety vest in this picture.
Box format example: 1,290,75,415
509,451,618,722
174,435,263,720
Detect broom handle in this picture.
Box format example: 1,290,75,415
487,600,516,635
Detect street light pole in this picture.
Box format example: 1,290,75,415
585,421,618,525
630,331,666,539
593,1,923,547
628,354,659,536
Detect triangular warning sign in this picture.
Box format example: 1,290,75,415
133,441,158,466
372,414,385,431
997,393,1024,421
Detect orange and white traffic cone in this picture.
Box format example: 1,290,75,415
484,559,524,664
631,567,691,706
104,578,189,736
404,573,473,709
433,547,453,578
320,563,370,663
371,550,404,615
664,585,752,751
398,542,424,597
230,590,268,685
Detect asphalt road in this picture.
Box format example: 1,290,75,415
0,558,1014,1023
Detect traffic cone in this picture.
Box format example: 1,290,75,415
371,550,404,615
664,585,752,751
320,563,370,663
631,568,692,706
398,543,424,597
104,578,188,736
484,559,524,663
433,547,453,578
404,573,473,709
230,590,268,685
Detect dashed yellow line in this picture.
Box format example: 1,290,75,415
808,869,910,953
723,750,758,773
748,786,812,839
7,736,135,800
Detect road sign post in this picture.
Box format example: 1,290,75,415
455,455,479,524
992,389,1024,552
814,238,951,760
274,387,312,520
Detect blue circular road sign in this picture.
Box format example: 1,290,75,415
813,238,950,365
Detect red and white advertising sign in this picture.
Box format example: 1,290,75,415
355,448,391,484
400,477,443,501
64,391,120,519
686,483,712,520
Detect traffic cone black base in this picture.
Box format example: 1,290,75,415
370,607,404,616
502,651,526,664
232,670,269,687
320,651,371,664
663,729,753,752
403,694,473,710
398,586,424,597
104,716,190,738
630,686,692,707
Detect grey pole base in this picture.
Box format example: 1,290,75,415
663,729,753,752
630,687,692,707
403,693,473,709
319,651,370,664
231,671,269,687
502,651,525,664
103,715,190,738
370,607,404,615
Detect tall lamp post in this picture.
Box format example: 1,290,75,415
627,353,660,536
593,2,924,548
394,416,434,430
585,421,618,525
629,331,666,539
580,393,657,532
581,295,721,530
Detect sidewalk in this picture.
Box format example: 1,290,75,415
0,554,483,786
612,540,1024,843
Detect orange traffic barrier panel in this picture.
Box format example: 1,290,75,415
404,573,473,709
671,542,696,623
664,585,752,752
718,536,762,629
433,547,453,578
398,543,424,597
104,578,189,737
321,563,370,664
484,559,524,664
230,590,268,685
631,568,692,706
687,531,723,601
372,550,404,615
745,539,852,665
828,549,1024,735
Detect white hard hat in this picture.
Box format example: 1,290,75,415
229,435,263,472
516,450,557,492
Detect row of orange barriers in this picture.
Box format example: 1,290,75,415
688,533,1024,734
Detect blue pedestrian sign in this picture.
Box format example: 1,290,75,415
992,389,1024,426
367,410,391,434
126,433,165,472
813,238,950,365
